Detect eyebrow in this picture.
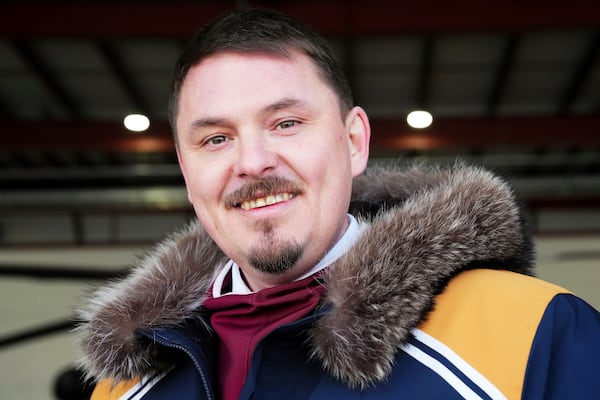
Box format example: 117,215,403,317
186,97,309,134
190,117,228,129
264,97,306,113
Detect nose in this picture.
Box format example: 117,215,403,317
233,132,277,178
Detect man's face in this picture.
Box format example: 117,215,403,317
175,51,369,290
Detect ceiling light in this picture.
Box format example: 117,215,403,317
406,110,433,129
124,114,150,132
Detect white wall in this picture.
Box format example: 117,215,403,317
0,236,599,399
535,236,600,309
0,246,145,400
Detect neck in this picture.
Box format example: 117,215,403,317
214,214,363,295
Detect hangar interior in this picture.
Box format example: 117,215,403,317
0,1,599,399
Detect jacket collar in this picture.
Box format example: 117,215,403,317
77,163,533,388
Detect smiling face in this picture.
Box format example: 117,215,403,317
175,51,370,290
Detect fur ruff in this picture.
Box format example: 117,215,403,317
77,163,533,389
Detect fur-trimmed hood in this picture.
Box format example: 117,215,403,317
77,163,534,389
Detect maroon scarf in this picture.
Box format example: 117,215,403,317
203,273,326,400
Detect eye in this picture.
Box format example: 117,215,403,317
277,120,299,130
202,134,229,148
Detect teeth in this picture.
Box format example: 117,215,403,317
240,193,293,210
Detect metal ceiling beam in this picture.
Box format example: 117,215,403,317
1,1,599,39
416,37,434,108
0,94,16,119
486,35,519,116
12,42,83,119
2,115,599,152
371,116,600,150
97,41,154,117
341,38,359,104
558,31,600,113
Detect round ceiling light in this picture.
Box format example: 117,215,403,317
124,114,150,132
406,110,433,129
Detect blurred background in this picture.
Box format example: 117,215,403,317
0,0,599,398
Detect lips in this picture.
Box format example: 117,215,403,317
225,177,302,210
240,192,294,210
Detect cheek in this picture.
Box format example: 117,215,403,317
181,155,225,194
182,168,216,210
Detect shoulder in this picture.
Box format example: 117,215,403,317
442,268,567,305
423,269,570,339
419,269,573,398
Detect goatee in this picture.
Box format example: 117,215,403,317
247,220,303,274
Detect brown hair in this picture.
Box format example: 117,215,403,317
168,8,353,138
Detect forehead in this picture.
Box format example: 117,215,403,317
177,51,337,119
198,50,296,67
186,51,319,87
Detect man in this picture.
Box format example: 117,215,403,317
78,8,600,400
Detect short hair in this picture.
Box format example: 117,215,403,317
167,8,354,138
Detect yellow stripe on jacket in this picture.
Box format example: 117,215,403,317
419,269,569,399
92,378,140,400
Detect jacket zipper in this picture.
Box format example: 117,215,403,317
141,331,214,400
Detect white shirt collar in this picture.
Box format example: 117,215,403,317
212,214,364,297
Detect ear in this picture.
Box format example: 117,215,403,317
345,106,371,177
176,147,194,205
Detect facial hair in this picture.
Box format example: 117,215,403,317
247,220,303,275
224,176,302,209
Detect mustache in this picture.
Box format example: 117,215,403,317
224,176,303,208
